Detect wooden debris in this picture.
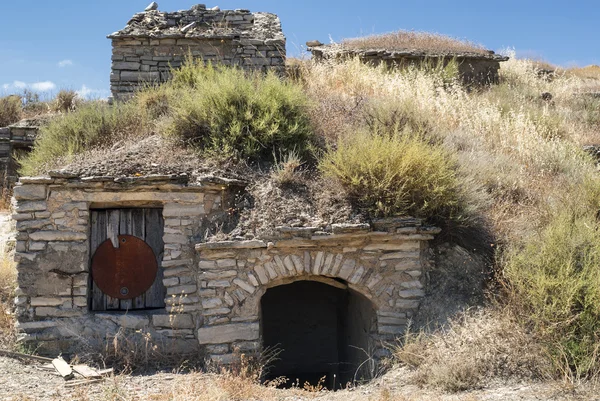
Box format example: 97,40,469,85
73,364,101,379
0,350,53,362
52,357,74,380
97,368,114,376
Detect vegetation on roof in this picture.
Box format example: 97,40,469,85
340,30,490,54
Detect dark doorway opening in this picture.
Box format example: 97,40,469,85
261,280,375,390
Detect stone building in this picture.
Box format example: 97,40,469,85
108,4,286,101
308,42,509,86
0,116,53,186
12,166,439,386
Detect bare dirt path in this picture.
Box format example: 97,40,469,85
0,356,595,401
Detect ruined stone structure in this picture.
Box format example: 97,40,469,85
108,4,286,100
308,43,509,86
0,117,51,185
12,171,439,385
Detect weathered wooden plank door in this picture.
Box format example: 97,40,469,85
90,208,165,311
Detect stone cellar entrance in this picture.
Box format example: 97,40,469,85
261,280,376,390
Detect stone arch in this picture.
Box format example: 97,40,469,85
225,251,384,318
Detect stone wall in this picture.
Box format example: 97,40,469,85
109,6,286,100
194,224,439,364
12,173,235,354
12,173,438,366
308,44,509,86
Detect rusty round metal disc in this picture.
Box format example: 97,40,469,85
91,235,158,300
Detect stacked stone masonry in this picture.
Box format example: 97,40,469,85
308,44,509,86
12,173,439,364
0,117,48,185
108,5,286,100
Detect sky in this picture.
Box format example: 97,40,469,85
0,0,598,99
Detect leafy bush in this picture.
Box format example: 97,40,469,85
0,95,22,127
20,101,146,175
504,211,600,379
165,61,314,162
320,130,462,220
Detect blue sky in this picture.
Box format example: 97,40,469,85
1,0,598,99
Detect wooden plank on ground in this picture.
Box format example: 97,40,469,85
97,368,114,376
0,350,53,362
73,364,101,379
52,357,74,380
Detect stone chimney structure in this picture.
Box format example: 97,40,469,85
108,4,286,100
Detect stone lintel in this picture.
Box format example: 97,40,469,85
196,240,267,251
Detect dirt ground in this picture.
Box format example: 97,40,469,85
0,356,595,401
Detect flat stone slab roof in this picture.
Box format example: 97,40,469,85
308,43,509,61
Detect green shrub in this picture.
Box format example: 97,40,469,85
20,101,146,175
504,211,600,378
0,95,22,127
165,61,314,162
319,130,461,220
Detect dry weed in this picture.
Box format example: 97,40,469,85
302,55,596,244
0,235,16,350
395,309,549,392
342,30,488,54
0,95,22,127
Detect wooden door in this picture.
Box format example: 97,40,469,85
90,208,165,311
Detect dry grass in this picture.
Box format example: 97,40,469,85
395,309,550,392
52,89,78,113
0,95,22,127
0,239,16,350
567,65,600,80
300,56,600,383
302,56,596,245
341,30,489,54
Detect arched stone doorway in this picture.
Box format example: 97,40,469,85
260,279,376,389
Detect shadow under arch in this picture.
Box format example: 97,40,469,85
260,278,377,390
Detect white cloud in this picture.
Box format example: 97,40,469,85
76,85,93,98
76,85,110,99
30,81,56,91
58,59,73,67
2,80,56,93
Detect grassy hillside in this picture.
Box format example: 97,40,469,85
5,53,600,391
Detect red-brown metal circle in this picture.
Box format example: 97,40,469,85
91,235,158,300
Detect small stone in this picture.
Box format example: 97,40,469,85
233,278,255,294
209,6,220,11
145,2,158,11
202,298,223,309
181,22,197,33
30,297,63,307
153,314,194,329
13,185,46,201
306,40,323,47
197,322,259,345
